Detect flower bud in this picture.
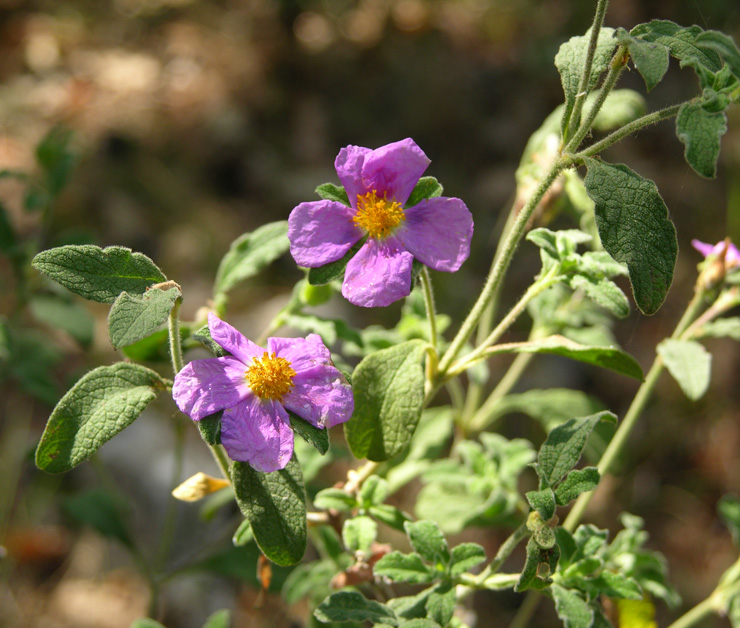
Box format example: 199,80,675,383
172,472,230,502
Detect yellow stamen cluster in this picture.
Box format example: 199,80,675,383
353,190,405,240
246,352,296,401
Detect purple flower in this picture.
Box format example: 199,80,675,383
172,314,354,472
288,138,474,307
692,238,740,268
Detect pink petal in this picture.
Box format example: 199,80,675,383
208,313,264,364
221,396,294,472
397,196,474,272
283,365,354,429
288,200,363,267
335,145,372,208
360,138,430,206
691,239,716,257
172,356,250,421
267,334,334,373
342,237,414,307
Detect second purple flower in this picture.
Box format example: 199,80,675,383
288,138,474,307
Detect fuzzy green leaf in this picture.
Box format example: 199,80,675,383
404,520,449,565
449,543,487,577
30,295,95,348
202,610,231,628
232,519,253,546
676,102,728,178
342,515,377,554
316,592,398,625
617,29,670,91
32,245,167,303
231,456,306,566
695,30,740,79
288,411,329,454
592,89,647,131
345,340,426,461
406,176,443,207
426,583,456,627
35,363,167,473
570,275,630,318
108,286,181,349
537,412,616,487
695,317,740,340
359,475,389,507
369,504,413,531
583,158,677,315
527,488,557,520
313,487,357,512
373,551,435,584
657,338,711,400
556,27,617,139
631,21,722,73
555,467,601,505
315,182,350,205
551,584,594,628
215,221,289,295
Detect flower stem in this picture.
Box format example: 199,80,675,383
344,460,381,494
420,267,438,351
438,160,567,376
168,298,184,376
563,286,707,532
563,0,610,145
572,102,683,159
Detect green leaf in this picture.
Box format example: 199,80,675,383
306,241,363,286
36,126,76,198
556,27,617,139
342,515,377,554
425,583,456,627
551,584,594,628
369,504,412,531
288,411,329,455
32,245,167,303
202,609,231,628
344,340,427,461
675,101,728,178
373,551,435,584
657,338,711,400
592,571,644,600
315,182,350,205
131,620,167,628
197,412,222,445
555,467,600,505
315,591,398,626
493,335,643,380
449,543,487,577
695,30,740,79
0,201,16,253
400,620,441,628
515,537,559,591
35,363,167,473
537,411,616,487
404,520,449,565
231,456,307,566
63,489,132,547
592,89,648,131
570,275,630,318
359,475,389,507
630,21,722,73
526,488,556,520
617,29,670,91
30,295,94,348
719,494,740,545
232,519,253,546
313,488,357,512
695,317,740,340
583,158,677,315
214,221,290,295
406,176,443,207
108,286,181,349
281,313,363,347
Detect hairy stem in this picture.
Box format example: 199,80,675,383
168,298,184,375
209,444,233,483
420,267,438,351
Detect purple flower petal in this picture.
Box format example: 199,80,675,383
342,237,414,307
283,364,354,429
398,196,474,272
267,334,333,373
360,138,430,206
288,200,363,267
335,145,372,208
221,396,294,472
692,238,740,266
208,313,264,365
691,239,716,257
172,356,250,421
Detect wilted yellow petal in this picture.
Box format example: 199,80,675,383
172,472,230,502
617,597,657,628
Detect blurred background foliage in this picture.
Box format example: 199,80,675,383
1,0,740,627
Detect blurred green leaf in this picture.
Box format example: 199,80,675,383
374,552,435,584
131,620,166,628
64,489,133,547
449,543,486,577
315,591,398,625
214,221,290,295
35,126,76,199
0,201,15,253
342,515,377,554
30,294,94,348
404,520,449,565
35,363,167,473
202,610,231,628
695,317,740,340
231,455,306,566
369,504,412,532
719,494,740,545
527,488,556,520
592,89,647,130
33,245,166,304
358,475,388,507
232,519,253,546
425,583,455,627
551,584,593,628
313,487,357,511
657,338,711,400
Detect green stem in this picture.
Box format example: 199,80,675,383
471,522,530,585
420,267,438,350
565,45,627,153
573,102,683,159
438,160,567,376
168,298,184,375
563,287,707,532
665,593,724,628
563,0,610,145
508,589,542,628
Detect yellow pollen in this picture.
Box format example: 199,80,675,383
353,190,405,239
246,352,296,401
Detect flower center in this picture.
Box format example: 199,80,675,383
246,352,296,401
353,190,405,240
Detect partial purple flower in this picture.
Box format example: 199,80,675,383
288,138,474,307
172,314,354,473
692,238,740,268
